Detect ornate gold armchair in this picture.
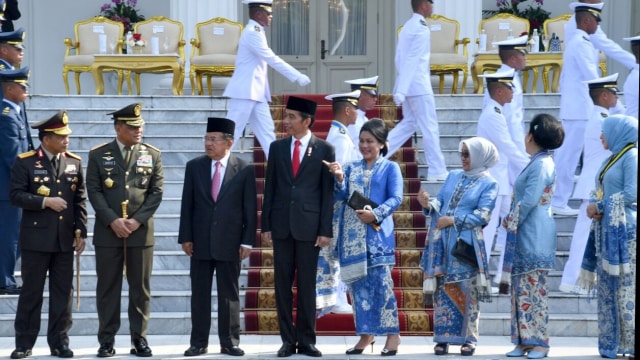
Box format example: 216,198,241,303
189,17,243,95
478,13,530,47
62,16,124,94
132,16,186,95
426,14,470,94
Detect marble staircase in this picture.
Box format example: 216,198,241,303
0,93,596,337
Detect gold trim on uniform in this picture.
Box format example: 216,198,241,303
18,150,37,159
37,184,51,197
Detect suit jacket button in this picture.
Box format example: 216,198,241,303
59,216,63,220
126,185,130,189
58,191,63,196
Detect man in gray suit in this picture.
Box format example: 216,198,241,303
179,117,257,357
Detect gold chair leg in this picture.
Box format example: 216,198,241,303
116,70,124,96
125,71,132,95
542,66,551,94
196,73,204,96
63,69,70,95
438,74,444,94
207,76,213,96
135,73,142,96
190,69,197,95
522,70,529,94
451,72,459,94
461,69,468,94
74,72,82,95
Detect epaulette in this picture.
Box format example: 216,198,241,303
582,35,590,42
494,106,501,114
254,26,261,32
2,106,10,115
91,143,109,151
142,143,160,152
601,113,608,118
339,128,346,134
17,150,36,159
0,64,5,70
65,151,82,160
420,19,427,26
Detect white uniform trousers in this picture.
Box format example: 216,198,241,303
551,119,587,208
559,200,590,293
483,194,510,283
227,98,276,158
386,94,447,177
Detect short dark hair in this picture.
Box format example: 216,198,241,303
360,118,389,156
588,88,612,105
528,113,564,150
300,112,315,129
332,101,355,117
411,0,431,12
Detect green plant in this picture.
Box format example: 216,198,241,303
99,0,145,34
483,0,551,33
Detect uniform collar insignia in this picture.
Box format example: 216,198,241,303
254,25,261,32
601,112,608,118
420,19,427,26
582,35,590,42
494,106,502,114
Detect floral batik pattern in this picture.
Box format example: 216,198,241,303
510,270,550,349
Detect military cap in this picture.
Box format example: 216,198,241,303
493,35,529,54
569,2,603,21
584,73,619,93
242,0,272,13
325,90,361,107
0,0,6,21
286,96,317,116
623,35,640,46
0,66,29,85
479,68,515,87
107,103,145,127
207,117,235,135
31,110,72,136
345,75,379,95
0,27,25,50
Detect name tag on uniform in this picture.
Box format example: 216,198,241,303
137,154,153,167
64,164,78,174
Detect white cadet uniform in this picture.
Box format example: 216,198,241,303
559,106,612,292
326,121,361,165
387,13,447,178
551,29,600,209
223,19,309,158
624,66,639,118
477,99,530,275
347,109,368,147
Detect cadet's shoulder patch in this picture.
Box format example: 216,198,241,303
582,35,590,42
494,106,501,114
601,112,608,118
142,143,160,152
65,151,82,160
90,143,109,151
17,150,36,159
339,127,346,134
2,106,10,115
420,19,427,26
254,26,261,32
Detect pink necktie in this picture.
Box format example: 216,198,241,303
292,140,301,177
212,161,221,201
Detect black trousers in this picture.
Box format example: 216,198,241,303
189,258,241,348
272,235,320,347
14,249,73,350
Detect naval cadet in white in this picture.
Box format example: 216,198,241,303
482,36,529,184
476,69,530,281
559,73,618,294
223,0,311,158
344,76,379,146
386,0,448,181
551,2,602,216
622,36,639,119
325,90,362,165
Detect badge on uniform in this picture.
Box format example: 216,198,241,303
37,184,50,197
104,168,114,188
494,106,501,114
136,154,152,167
64,164,78,174
254,26,261,32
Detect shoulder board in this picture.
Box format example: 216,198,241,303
582,35,590,42
142,143,160,152
17,150,36,159
420,19,427,26
339,128,346,134
494,106,502,114
65,151,82,160
254,26,261,32
0,64,5,70
601,113,608,118
2,106,10,114
90,143,109,151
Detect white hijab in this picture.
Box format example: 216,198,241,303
459,137,499,178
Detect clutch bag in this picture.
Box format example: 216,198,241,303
347,190,378,210
452,238,478,267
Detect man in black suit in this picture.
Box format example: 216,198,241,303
261,96,335,358
0,0,20,32
9,110,87,359
179,117,257,357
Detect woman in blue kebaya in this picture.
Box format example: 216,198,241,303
419,137,499,357
324,118,403,356
501,114,564,359
578,114,637,360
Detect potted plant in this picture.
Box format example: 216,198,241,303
483,0,551,34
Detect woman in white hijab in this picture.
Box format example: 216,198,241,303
418,137,500,356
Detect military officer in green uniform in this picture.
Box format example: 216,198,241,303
86,103,164,358
9,110,87,359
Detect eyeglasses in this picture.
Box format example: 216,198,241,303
204,136,228,143
459,151,470,159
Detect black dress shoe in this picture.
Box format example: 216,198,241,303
10,347,32,359
51,344,74,358
184,346,208,357
277,343,296,358
130,338,152,357
298,344,322,357
221,346,245,356
0,286,21,295
97,343,115,358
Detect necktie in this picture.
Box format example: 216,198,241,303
212,161,222,201
292,140,301,177
124,146,132,165
51,156,58,175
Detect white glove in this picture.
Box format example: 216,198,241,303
296,74,311,86
393,93,405,105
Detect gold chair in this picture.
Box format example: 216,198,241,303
426,14,470,94
189,17,243,95
132,16,186,95
62,16,124,94
478,13,530,48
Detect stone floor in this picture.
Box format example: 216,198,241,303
0,334,608,359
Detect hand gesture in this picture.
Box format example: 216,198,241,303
417,188,430,209
322,160,343,182
296,74,311,86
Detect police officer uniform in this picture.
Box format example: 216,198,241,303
324,90,362,165
560,74,618,293
622,36,639,119
476,69,530,282
86,103,164,358
223,0,311,158
344,75,379,145
388,7,448,180
552,3,603,215
0,67,31,295
10,110,87,359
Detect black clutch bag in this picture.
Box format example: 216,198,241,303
451,215,478,267
347,190,378,211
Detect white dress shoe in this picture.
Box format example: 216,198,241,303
551,205,579,216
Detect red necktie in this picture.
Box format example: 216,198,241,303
212,161,221,201
292,140,301,177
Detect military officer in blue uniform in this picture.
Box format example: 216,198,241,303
344,76,379,146
9,110,87,359
0,67,31,295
